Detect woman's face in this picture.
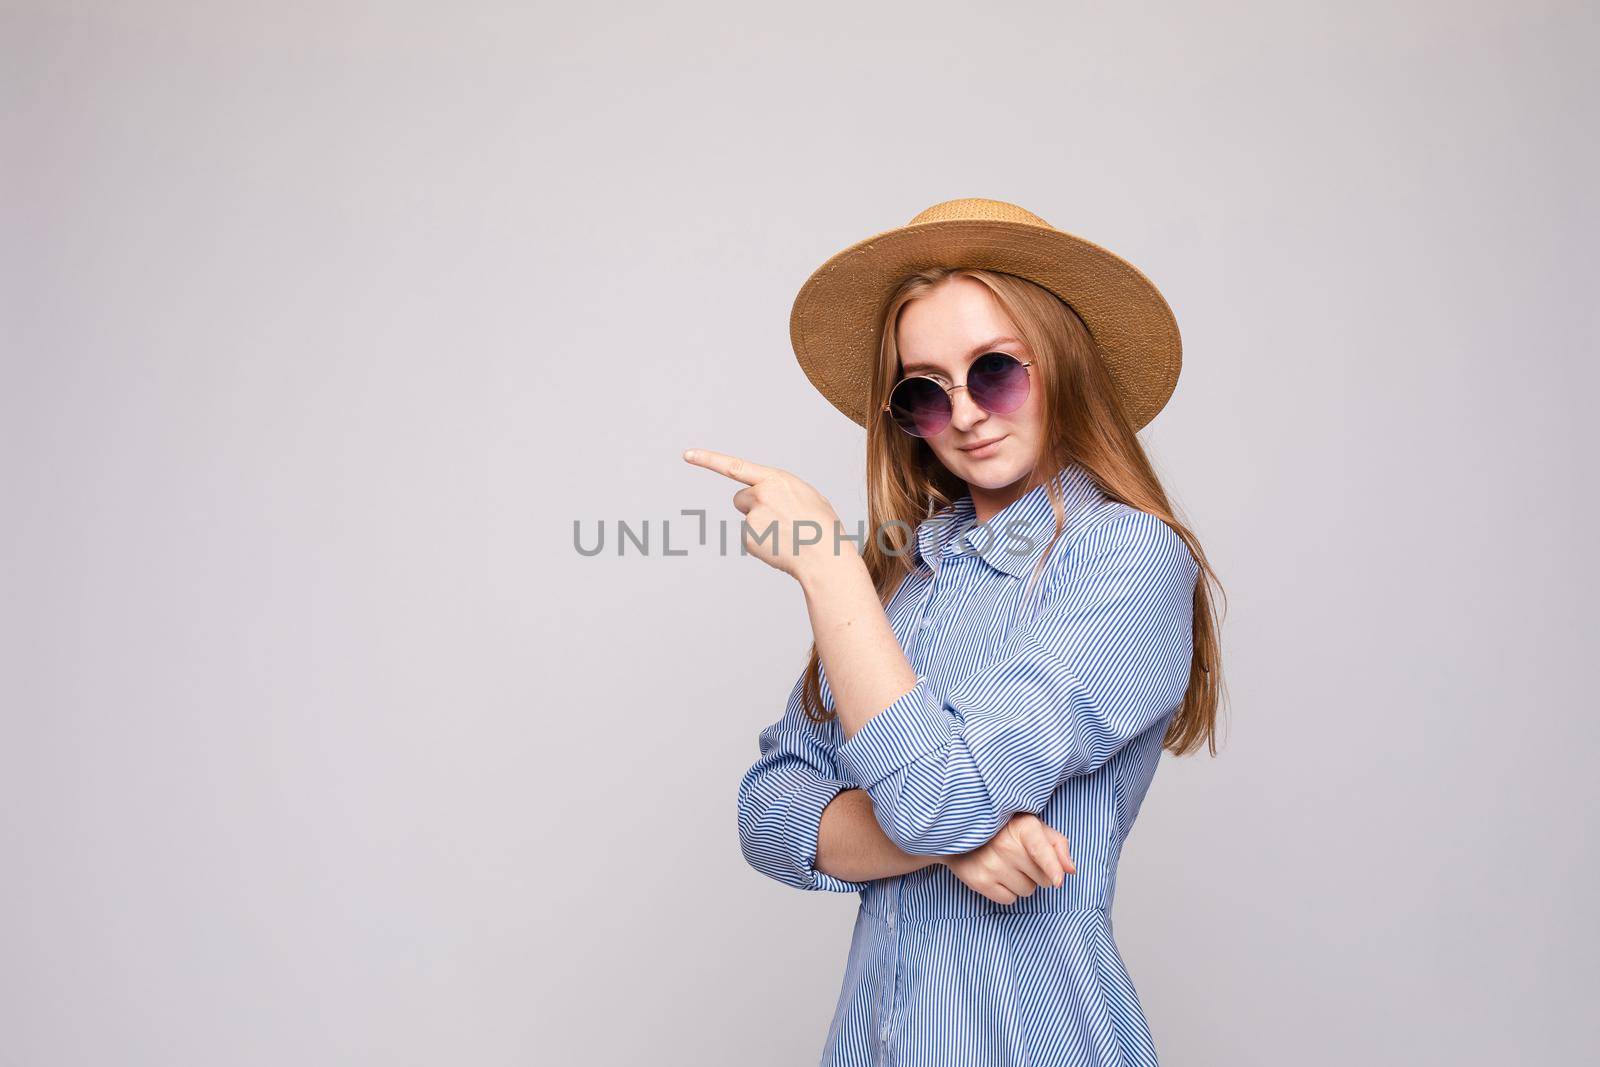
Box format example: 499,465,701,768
893,277,1047,497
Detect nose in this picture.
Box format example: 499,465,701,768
947,386,988,433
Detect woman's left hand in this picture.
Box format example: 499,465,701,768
683,448,853,583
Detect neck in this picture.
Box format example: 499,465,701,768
968,469,1049,526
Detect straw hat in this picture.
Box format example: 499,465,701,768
788,197,1182,432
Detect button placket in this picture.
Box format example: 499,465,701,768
874,876,905,1059
885,876,907,1057
912,564,939,655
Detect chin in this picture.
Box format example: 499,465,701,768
949,456,1031,490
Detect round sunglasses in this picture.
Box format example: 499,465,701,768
882,351,1034,438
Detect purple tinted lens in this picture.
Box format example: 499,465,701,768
968,353,1030,414
888,376,950,437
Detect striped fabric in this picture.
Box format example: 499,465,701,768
736,461,1199,1066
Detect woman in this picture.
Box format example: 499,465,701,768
685,198,1225,1066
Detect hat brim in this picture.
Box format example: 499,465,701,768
789,219,1181,431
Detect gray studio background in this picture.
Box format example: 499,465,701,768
3,2,1595,1064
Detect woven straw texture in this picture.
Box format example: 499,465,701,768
788,198,1182,431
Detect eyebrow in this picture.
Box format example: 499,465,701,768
900,336,1025,376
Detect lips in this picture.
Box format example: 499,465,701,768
959,436,1006,452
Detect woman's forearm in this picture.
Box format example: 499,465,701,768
816,786,944,883
795,547,934,881
796,551,920,743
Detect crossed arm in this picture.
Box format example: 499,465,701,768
736,508,1198,887
816,787,942,883
734,671,937,892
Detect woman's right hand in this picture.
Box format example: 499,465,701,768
937,812,1076,905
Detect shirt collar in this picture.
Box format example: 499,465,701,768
909,462,1105,578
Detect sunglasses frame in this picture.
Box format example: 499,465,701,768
881,352,1035,436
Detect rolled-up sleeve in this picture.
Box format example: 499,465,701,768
736,672,872,893
834,509,1199,856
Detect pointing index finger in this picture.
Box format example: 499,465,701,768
682,448,776,485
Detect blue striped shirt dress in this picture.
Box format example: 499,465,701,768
736,461,1200,1066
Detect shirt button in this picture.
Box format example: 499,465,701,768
886,912,896,929
880,1023,891,1041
